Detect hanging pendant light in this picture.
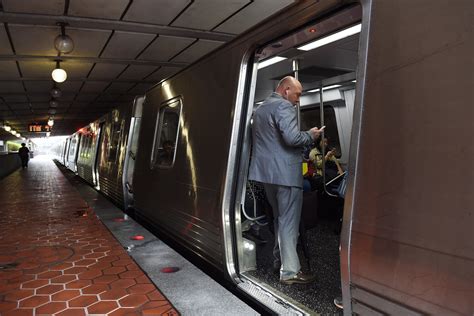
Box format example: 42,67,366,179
49,99,59,107
52,60,67,83
51,86,62,98
54,22,74,54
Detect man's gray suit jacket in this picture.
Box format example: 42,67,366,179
248,92,314,188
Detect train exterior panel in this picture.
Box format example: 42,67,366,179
342,1,473,315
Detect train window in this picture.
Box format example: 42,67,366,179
150,97,182,168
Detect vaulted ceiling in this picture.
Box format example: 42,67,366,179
0,0,295,138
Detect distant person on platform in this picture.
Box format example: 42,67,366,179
248,76,325,285
18,143,30,169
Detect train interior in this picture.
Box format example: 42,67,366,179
236,5,361,314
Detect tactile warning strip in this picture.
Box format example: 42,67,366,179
0,157,178,316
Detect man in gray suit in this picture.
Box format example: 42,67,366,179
249,76,324,284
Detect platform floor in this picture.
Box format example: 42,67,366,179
0,156,255,315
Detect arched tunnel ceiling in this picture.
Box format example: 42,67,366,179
0,0,295,137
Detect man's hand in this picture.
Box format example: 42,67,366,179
309,126,325,140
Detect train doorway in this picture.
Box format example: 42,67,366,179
234,4,363,314
93,122,105,190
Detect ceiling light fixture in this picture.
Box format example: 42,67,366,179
3,125,11,132
49,99,59,107
52,60,67,83
47,118,55,127
307,84,342,93
297,23,362,51
257,56,287,70
51,86,62,98
54,22,74,54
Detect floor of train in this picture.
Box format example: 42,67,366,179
245,219,343,315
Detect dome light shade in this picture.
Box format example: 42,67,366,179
51,87,62,98
52,68,67,83
54,34,74,54
4,125,11,131
47,119,54,127
49,99,59,107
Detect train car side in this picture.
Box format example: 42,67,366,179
132,0,345,275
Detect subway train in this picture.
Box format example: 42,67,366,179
56,0,473,315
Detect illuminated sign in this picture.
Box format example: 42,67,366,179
28,124,52,133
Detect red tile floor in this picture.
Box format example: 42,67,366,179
0,157,178,315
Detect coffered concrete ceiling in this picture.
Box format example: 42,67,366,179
0,0,295,137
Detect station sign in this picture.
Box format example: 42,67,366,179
28,124,52,133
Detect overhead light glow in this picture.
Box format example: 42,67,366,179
51,87,62,98
3,125,11,132
50,99,59,107
307,84,342,93
352,80,357,83
47,119,54,127
255,101,264,105
52,68,67,83
257,56,287,70
298,23,361,51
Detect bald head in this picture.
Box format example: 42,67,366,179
275,76,303,105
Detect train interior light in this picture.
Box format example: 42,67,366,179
297,23,361,51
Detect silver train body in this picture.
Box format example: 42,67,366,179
57,0,473,315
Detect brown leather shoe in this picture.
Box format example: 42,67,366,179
280,271,316,285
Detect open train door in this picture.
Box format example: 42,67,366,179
122,96,144,210
226,1,369,314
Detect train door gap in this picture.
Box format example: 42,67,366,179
235,4,362,314
94,122,105,190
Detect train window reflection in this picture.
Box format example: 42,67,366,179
107,110,123,163
151,98,182,168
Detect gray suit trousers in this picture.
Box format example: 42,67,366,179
263,183,302,279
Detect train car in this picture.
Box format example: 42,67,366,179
69,96,143,209
129,0,473,315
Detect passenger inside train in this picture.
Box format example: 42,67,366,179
236,5,361,314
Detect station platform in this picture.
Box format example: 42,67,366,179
0,156,257,316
